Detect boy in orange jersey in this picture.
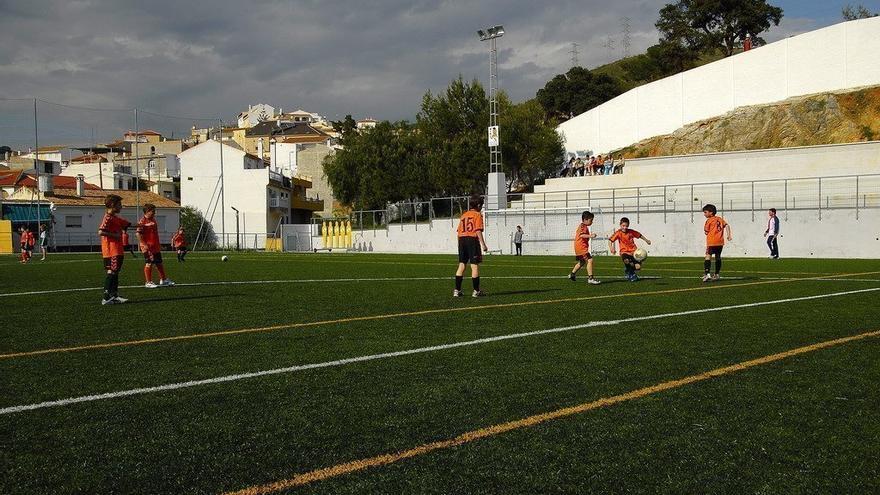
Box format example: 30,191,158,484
568,211,601,285
171,227,188,262
454,194,489,297
137,203,175,288
609,217,652,282
98,194,131,305
702,203,732,282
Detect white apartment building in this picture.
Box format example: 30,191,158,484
179,139,322,248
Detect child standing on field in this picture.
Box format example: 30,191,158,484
137,203,175,288
98,194,131,305
39,224,49,261
454,195,489,297
171,227,188,262
569,211,601,285
609,217,652,281
702,203,732,282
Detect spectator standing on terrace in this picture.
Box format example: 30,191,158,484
562,156,574,177
588,155,597,176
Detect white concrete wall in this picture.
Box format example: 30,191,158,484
558,17,880,154
349,205,880,259
535,141,880,193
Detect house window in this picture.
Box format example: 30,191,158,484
66,215,83,228
43,163,53,174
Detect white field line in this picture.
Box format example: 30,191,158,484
2,275,879,298
2,286,877,416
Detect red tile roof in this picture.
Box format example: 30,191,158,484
0,172,101,190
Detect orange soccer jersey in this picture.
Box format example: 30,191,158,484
457,210,484,238
573,224,591,256
100,213,131,257
704,216,728,247
610,229,642,255
137,217,162,253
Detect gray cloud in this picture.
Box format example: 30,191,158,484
0,0,842,148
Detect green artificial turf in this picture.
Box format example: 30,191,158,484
1,252,878,494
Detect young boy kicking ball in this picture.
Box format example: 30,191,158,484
609,217,652,281
569,211,601,285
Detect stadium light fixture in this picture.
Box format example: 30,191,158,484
478,25,504,41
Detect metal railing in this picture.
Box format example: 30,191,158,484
343,173,880,233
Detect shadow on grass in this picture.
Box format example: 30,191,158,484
124,294,240,305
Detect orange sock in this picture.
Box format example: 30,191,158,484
157,264,166,280
144,265,152,283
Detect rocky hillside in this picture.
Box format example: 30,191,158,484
619,86,880,158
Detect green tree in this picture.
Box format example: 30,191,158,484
416,76,490,196
499,98,565,190
535,67,624,122
330,115,358,142
657,0,783,57
179,206,217,250
842,3,878,20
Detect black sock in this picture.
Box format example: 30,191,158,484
110,273,119,297
715,256,722,275
704,260,711,274
103,274,113,300
473,277,480,291
455,276,463,291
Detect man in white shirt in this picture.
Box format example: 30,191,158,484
763,208,780,259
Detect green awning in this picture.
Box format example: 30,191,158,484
1,204,52,224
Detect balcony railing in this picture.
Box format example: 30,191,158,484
292,196,324,211
268,197,290,208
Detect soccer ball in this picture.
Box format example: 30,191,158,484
221,255,229,262
633,248,648,262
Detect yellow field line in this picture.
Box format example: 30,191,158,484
223,327,880,495
3,271,878,360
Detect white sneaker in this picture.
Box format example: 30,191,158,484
472,290,484,297
145,282,159,289
587,278,601,285
701,274,712,282
711,274,720,281
113,296,128,303
159,279,175,287
453,289,462,297
101,298,119,305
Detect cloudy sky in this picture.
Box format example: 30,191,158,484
1,0,876,147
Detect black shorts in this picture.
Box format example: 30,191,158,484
621,253,638,265
575,253,593,263
103,255,124,273
458,237,482,264
144,251,163,265
706,246,724,256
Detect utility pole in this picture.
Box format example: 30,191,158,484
33,99,41,231
601,35,616,62
218,118,226,248
569,42,580,67
621,17,632,58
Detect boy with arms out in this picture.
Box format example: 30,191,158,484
137,203,174,288
98,194,131,304
569,211,601,285
454,195,489,297
702,203,732,282
171,227,188,262
609,217,652,281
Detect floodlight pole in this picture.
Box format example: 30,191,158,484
479,25,506,211
135,108,140,212
488,35,501,174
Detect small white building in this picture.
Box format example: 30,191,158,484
179,140,322,248
237,103,277,128
0,173,179,249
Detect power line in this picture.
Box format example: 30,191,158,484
601,35,616,63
